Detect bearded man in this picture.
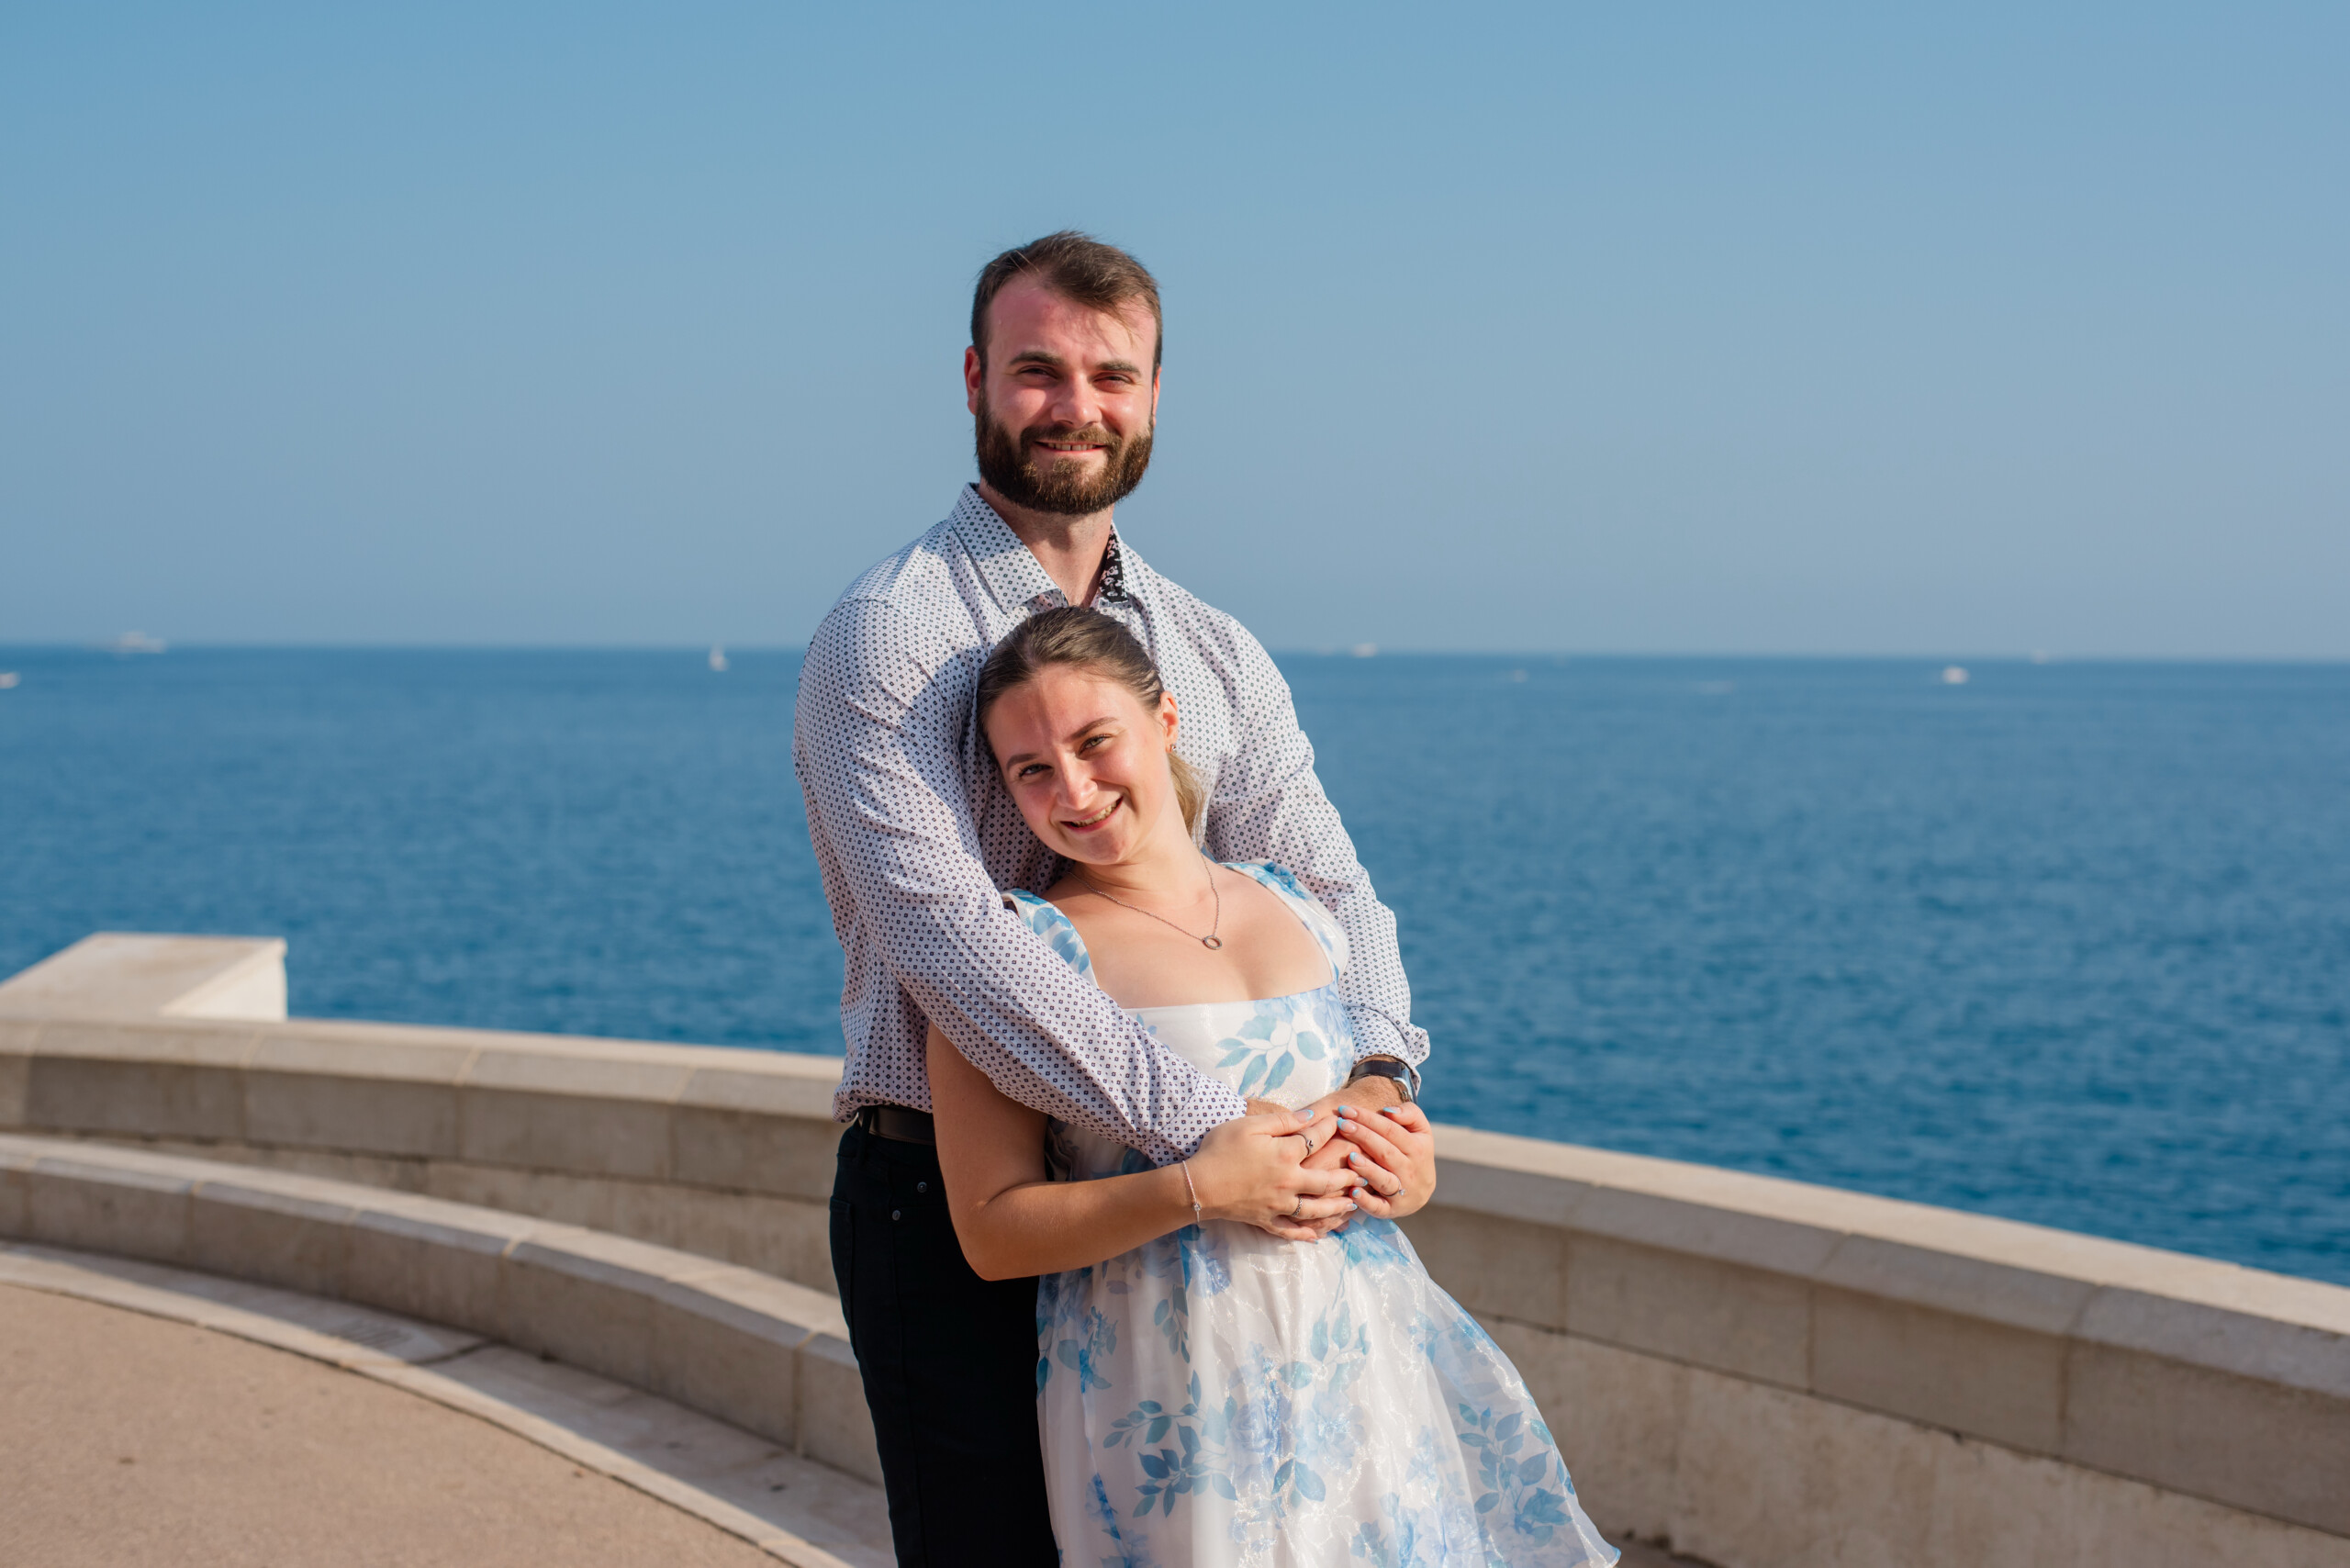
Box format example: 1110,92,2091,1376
795,232,1433,1565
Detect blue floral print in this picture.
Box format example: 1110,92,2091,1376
1005,866,1617,1566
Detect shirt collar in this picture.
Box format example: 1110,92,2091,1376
947,485,1136,615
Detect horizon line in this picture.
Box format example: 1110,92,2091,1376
2,641,2346,666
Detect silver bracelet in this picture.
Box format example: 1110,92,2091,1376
1180,1159,1203,1225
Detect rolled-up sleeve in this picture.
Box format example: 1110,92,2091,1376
1198,624,1431,1070
795,596,1248,1165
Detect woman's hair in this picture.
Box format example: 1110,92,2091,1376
976,605,1205,837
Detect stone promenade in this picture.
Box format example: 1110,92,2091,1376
2,1285,779,1567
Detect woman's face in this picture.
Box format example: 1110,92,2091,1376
985,663,1181,867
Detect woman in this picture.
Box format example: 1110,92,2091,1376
926,607,1617,1567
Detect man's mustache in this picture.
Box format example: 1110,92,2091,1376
1022,424,1122,455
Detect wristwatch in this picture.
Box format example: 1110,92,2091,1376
1345,1055,1419,1103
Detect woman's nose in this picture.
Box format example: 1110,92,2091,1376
1052,758,1095,809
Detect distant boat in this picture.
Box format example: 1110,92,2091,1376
1942,666,1970,686
104,633,167,655
0,672,18,689
708,645,730,673
1350,643,1379,659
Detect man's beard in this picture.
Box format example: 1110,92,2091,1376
974,396,1155,517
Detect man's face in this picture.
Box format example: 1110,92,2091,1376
966,277,1161,517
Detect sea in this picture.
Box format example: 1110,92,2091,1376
2,647,2344,1285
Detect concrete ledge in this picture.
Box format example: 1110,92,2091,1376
1404,1126,2350,1537
0,1134,880,1488
0,934,287,1022
1,1013,847,1300
6,1015,844,1201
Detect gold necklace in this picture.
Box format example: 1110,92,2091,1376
1072,853,1225,949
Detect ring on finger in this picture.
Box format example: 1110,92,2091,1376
1290,1194,1306,1219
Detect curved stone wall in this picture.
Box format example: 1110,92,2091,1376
5,935,2345,1567
0,1133,878,1485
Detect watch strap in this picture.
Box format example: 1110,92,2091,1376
1345,1054,1420,1103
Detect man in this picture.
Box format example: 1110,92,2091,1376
794,232,1432,1565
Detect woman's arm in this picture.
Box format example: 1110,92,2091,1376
926,1025,1362,1281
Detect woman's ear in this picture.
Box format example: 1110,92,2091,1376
1159,690,1181,750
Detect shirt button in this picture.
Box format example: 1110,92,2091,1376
916,1181,929,1194
890,1209,902,1222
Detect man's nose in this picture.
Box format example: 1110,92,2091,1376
1047,376,1104,431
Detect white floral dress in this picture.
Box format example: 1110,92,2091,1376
1007,863,1617,1568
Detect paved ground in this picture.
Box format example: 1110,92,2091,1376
3,1268,1699,1568
0,1285,785,1568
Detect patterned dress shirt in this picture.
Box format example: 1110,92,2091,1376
794,486,1429,1166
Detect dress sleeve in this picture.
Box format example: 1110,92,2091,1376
1199,623,1432,1070
1002,890,1095,981
795,598,1247,1164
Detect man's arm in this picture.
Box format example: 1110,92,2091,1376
796,597,1248,1167
1197,619,1431,1073
1197,620,1437,1223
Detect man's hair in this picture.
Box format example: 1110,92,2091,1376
970,231,1163,373
976,606,1205,837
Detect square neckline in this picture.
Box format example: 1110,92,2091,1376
1003,860,1343,1006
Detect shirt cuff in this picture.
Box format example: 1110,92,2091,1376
1153,1076,1250,1166
1345,1010,1430,1070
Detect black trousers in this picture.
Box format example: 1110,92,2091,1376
830,1121,1058,1567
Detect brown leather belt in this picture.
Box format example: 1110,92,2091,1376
855,1104,937,1146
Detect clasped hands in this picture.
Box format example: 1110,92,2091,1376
1216,1080,1435,1243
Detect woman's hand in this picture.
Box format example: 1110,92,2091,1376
1192,1107,1363,1241
1327,1101,1437,1219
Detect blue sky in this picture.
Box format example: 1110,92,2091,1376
4,4,2343,655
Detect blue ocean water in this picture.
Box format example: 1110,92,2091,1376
2,647,2344,1284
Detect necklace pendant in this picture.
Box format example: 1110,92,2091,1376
1202,935,1224,950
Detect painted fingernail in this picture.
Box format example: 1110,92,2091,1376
1379,1106,1405,1116
1336,1105,1355,1116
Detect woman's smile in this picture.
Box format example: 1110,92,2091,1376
1061,798,1121,834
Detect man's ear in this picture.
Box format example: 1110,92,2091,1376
965,345,985,415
